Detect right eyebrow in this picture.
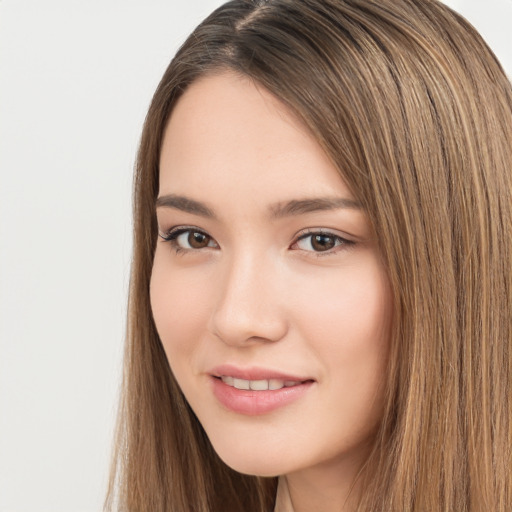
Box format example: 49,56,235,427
155,194,217,219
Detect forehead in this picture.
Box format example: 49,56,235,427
158,72,353,206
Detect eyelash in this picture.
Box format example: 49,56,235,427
159,226,217,254
158,226,355,256
293,229,355,256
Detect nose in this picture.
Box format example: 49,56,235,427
208,251,289,347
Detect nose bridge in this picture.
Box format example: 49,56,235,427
209,245,288,346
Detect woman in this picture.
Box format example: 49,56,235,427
105,0,512,510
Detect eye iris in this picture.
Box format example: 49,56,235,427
188,231,210,248
311,234,335,251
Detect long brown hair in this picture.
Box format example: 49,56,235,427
105,1,512,510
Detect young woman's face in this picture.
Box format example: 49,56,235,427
151,72,392,478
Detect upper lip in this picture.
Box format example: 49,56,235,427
209,364,313,382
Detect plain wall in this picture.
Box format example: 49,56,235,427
0,1,510,511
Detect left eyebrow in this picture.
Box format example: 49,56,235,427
269,197,362,218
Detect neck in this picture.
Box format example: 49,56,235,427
273,458,364,512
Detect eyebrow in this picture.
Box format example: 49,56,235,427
155,194,216,218
155,193,362,219
269,197,362,218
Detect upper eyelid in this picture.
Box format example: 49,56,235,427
294,227,354,242
159,225,210,237
158,226,349,237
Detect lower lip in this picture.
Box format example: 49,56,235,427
211,377,314,416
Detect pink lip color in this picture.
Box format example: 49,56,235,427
209,365,314,416
210,364,309,382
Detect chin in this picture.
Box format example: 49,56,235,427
208,436,290,477
218,454,283,478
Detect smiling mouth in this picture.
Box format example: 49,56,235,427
218,376,307,391
211,372,315,415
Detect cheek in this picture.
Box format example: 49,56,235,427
149,254,211,361
293,258,392,417
294,259,392,352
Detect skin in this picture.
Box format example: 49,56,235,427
150,72,393,512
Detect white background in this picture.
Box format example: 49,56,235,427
0,1,510,511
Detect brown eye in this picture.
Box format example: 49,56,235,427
160,228,218,252
311,234,335,251
294,231,353,254
188,231,211,249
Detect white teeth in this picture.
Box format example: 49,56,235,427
220,376,301,391
233,378,250,390
222,376,234,386
269,379,285,390
250,379,269,391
